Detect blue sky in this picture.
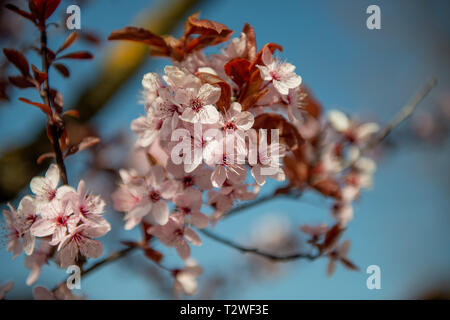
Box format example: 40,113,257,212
0,0,449,299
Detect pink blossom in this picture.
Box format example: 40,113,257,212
148,215,202,260
328,110,379,145
63,180,110,231
30,164,61,212
176,83,221,124
30,199,79,246
25,240,51,286
57,224,108,268
166,158,212,190
173,188,209,228
33,284,84,300
257,47,302,95
220,102,254,132
121,166,178,229
173,259,203,296
251,142,286,186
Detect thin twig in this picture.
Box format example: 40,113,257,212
39,27,69,185
198,229,319,262
81,246,137,277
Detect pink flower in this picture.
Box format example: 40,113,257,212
141,72,162,105
57,224,107,268
205,136,247,188
220,102,254,132
63,180,110,231
122,166,178,229
3,196,37,258
166,158,212,190
257,47,302,95
30,199,79,246
251,142,286,186
173,259,203,296
148,215,202,260
328,110,379,145
173,188,209,228
25,240,51,286
29,164,60,211
176,83,221,124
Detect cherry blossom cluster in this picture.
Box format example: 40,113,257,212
3,164,110,285
110,14,379,269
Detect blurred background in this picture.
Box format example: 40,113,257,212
0,0,449,299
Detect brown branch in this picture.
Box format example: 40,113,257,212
81,246,137,277
39,27,68,185
198,229,319,262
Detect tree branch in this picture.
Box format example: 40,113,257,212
198,229,319,261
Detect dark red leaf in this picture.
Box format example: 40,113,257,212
184,13,232,37
8,76,35,89
108,27,169,50
33,0,61,21
18,97,52,115
5,3,36,23
3,49,30,76
53,63,70,77
224,58,251,87
31,65,48,84
253,113,304,150
57,51,93,60
340,258,359,271
143,248,163,263
320,224,344,252
63,109,79,119
56,32,78,54
36,152,55,164
250,42,283,72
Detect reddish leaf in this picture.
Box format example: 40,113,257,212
300,86,322,119
239,69,266,110
19,97,52,115
31,65,48,84
8,76,35,89
33,0,61,22
5,3,36,23
0,80,9,100
79,31,101,45
53,63,70,77
327,259,337,276
312,179,341,199
340,258,359,271
184,13,232,37
36,152,55,164
3,49,30,76
56,32,78,54
121,241,140,248
144,248,163,263
224,58,251,87
49,89,63,113
242,23,257,60
250,42,283,72
196,72,231,112
108,27,169,51
63,109,79,119
65,136,100,158
253,113,304,150
320,224,344,252
57,51,93,60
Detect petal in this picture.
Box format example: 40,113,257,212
151,201,169,225
45,164,60,189
184,228,202,246
30,219,55,237
234,111,254,130
261,46,274,66
79,238,103,259
211,166,227,188
328,110,350,132
198,83,221,105
197,105,220,124
192,212,209,229
176,240,191,260
22,232,36,256
30,177,48,196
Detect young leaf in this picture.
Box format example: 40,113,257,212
53,63,70,77
3,49,30,76
242,23,257,60
5,3,36,23
33,0,61,22
56,32,78,54
65,136,100,158
8,76,35,89
320,224,344,252
36,152,55,164
56,51,94,60
31,65,48,84
196,72,231,112
18,97,52,115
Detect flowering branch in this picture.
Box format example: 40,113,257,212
198,229,319,261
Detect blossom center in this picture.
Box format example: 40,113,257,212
270,70,281,81
190,98,203,112
149,191,161,202
182,176,194,188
